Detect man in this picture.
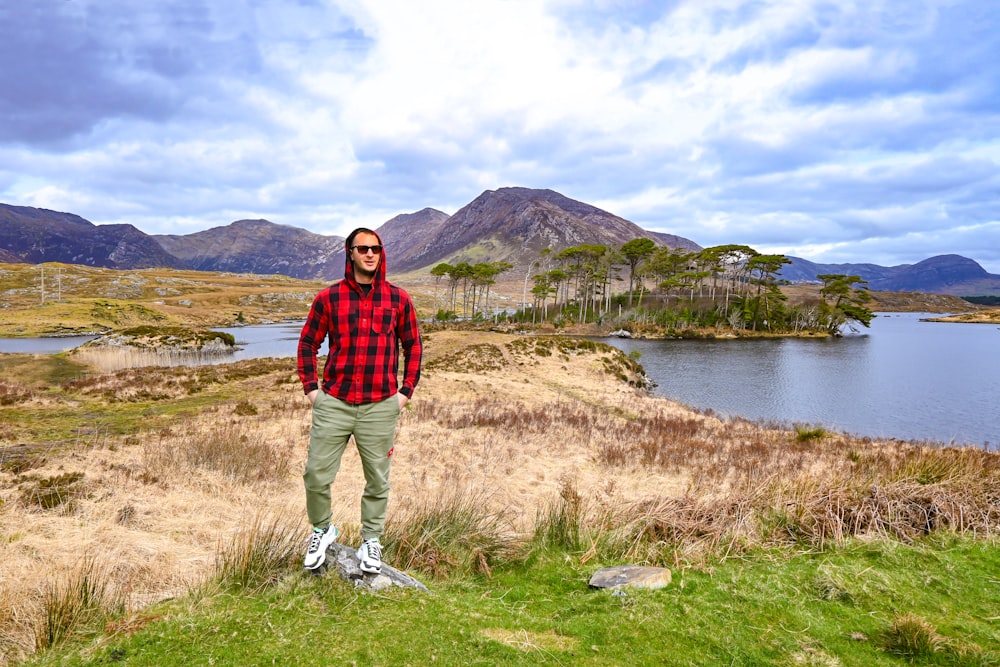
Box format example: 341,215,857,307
297,228,422,573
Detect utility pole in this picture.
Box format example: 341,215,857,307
40,265,45,305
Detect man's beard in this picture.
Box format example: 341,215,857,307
354,263,377,281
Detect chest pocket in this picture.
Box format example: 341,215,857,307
371,307,397,335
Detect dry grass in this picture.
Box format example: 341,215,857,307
1,329,999,664
0,263,324,337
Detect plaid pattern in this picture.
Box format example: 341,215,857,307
298,234,422,405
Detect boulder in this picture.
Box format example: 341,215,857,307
312,542,429,592
589,565,672,591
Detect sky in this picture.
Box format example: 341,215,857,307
2,0,999,273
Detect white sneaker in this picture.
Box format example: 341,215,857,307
356,538,383,574
304,525,338,570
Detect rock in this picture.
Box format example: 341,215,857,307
312,542,429,592
589,565,671,591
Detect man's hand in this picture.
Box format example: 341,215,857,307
397,393,409,410
307,389,319,406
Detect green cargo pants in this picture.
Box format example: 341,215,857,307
303,392,400,540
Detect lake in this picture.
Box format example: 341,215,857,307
0,323,314,361
2,314,996,448
601,312,999,449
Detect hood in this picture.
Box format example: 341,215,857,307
344,229,387,287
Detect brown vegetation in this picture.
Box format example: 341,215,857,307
0,263,325,336
1,330,998,664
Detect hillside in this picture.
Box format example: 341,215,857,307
153,219,345,281
375,207,451,273
0,203,182,269
0,263,326,337
384,187,701,274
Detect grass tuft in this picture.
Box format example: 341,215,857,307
795,424,829,442
215,512,302,592
883,613,945,659
533,477,586,552
33,558,126,651
386,487,517,578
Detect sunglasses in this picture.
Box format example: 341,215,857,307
351,244,383,255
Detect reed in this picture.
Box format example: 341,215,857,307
533,477,587,552
70,346,236,373
33,558,126,651
384,486,517,578
214,511,303,592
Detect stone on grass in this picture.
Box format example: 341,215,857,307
312,541,429,592
589,565,672,591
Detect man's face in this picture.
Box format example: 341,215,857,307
350,232,382,281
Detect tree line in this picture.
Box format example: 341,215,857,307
430,239,873,335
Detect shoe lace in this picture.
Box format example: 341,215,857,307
365,540,382,562
308,529,325,553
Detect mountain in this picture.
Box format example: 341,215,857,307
382,187,701,274
5,194,1000,296
153,219,344,280
0,203,182,269
375,208,451,273
782,254,1000,296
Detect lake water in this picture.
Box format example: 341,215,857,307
0,323,310,362
601,312,999,449
0,335,99,353
213,322,318,361
3,314,997,447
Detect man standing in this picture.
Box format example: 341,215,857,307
297,228,422,573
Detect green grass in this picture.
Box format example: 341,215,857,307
20,535,1000,666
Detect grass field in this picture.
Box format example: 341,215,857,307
2,328,998,665
2,263,999,665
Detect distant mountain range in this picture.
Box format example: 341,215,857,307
3,189,1000,296
779,254,1000,296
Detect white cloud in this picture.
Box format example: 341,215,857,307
1,0,998,273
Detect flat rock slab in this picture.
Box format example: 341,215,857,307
311,542,429,592
589,565,672,591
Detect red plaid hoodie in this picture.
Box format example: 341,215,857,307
297,230,422,404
